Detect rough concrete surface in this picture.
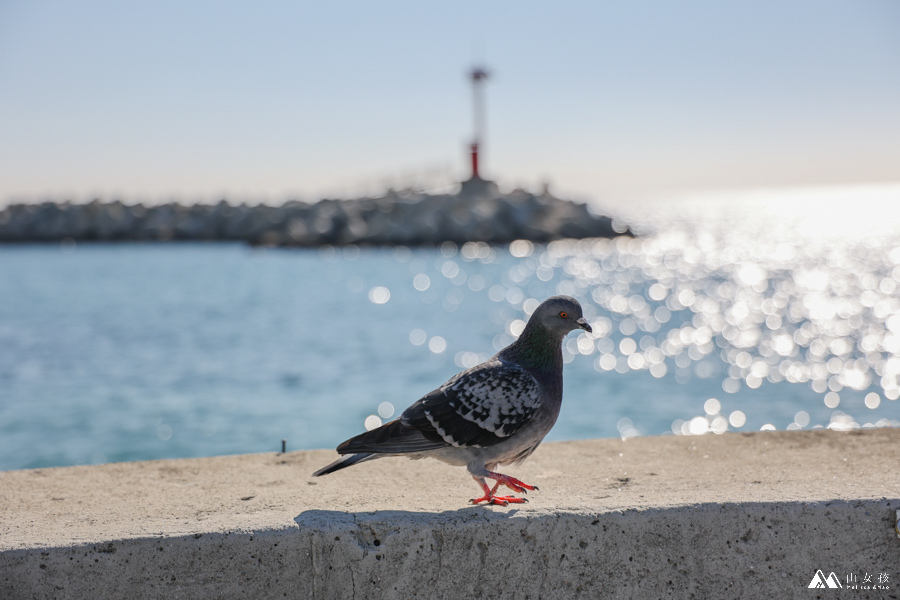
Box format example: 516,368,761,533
1,430,899,599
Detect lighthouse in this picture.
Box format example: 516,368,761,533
468,65,489,180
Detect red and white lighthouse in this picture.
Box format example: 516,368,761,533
468,66,489,180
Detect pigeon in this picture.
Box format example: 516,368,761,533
312,295,592,505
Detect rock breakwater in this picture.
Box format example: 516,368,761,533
0,181,625,246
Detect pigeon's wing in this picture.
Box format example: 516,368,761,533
400,360,543,448
334,418,447,456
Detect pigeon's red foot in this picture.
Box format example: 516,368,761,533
469,494,528,506
487,471,538,494
470,473,537,506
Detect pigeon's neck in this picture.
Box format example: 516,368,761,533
503,321,564,373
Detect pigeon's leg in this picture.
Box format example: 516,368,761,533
469,477,494,505
468,476,527,506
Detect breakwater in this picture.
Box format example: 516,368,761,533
0,180,623,246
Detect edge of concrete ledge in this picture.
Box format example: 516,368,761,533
2,430,899,599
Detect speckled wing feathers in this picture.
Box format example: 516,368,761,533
401,361,542,449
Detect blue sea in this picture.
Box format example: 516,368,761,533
2,185,899,471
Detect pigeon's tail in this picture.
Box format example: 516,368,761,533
312,452,378,477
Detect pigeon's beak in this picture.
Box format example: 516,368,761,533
576,317,592,333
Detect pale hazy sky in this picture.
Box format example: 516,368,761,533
1,0,899,205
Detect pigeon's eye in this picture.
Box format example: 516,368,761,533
559,311,568,319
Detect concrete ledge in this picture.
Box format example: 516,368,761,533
2,430,899,599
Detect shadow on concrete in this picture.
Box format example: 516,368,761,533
294,505,522,530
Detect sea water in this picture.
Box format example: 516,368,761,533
1,185,899,470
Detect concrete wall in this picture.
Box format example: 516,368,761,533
2,430,899,599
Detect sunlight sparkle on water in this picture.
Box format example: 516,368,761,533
409,328,427,346
422,186,900,438
428,336,447,354
377,402,395,419
368,286,391,304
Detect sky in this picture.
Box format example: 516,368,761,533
1,0,899,207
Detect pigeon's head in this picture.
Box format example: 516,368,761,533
530,296,592,336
